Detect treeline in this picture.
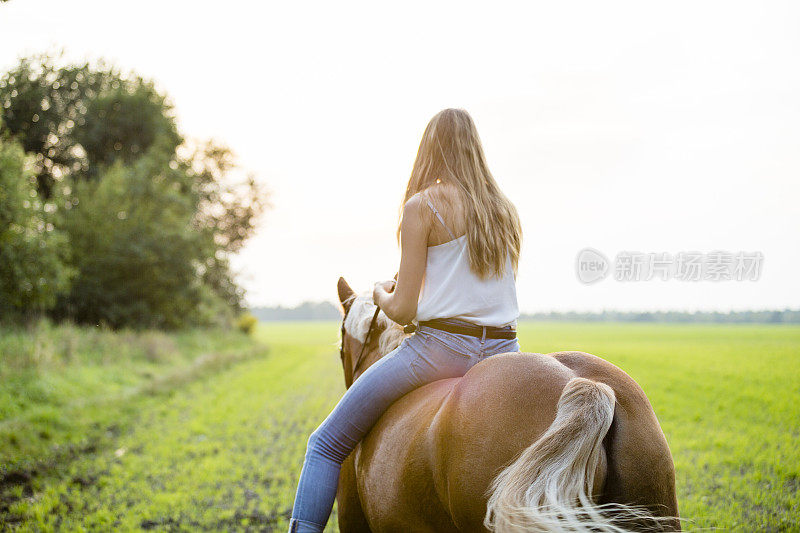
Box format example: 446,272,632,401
251,301,341,321
522,309,800,323
251,302,800,323
0,53,266,329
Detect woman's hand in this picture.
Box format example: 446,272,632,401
373,280,396,305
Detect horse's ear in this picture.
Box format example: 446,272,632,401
337,277,355,314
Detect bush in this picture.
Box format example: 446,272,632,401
235,313,258,335
0,135,74,318
54,147,204,329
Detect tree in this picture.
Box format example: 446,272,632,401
0,53,266,328
54,142,203,329
0,132,73,319
0,53,180,197
75,83,181,176
183,140,268,310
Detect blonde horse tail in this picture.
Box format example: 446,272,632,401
484,377,663,533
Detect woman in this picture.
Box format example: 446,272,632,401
288,108,522,532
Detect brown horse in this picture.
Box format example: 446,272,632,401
334,278,680,532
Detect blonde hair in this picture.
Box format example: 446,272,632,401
398,108,522,279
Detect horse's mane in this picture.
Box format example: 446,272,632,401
342,294,410,356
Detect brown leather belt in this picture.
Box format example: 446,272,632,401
418,319,517,340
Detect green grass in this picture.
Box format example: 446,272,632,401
1,321,798,531
515,323,800,531
0,320,271,529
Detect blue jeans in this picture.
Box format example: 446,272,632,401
288,320,520,532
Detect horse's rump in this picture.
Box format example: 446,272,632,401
342,351,679,532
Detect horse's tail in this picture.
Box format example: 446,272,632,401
484,377,661,533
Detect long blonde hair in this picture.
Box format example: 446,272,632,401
398,108,522,279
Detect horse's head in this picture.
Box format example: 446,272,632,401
337,277,408,388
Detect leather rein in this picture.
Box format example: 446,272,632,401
340,302,382,378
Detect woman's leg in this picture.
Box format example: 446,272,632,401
289,337,429,532
288,330,518,532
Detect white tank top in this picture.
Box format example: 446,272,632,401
414,199,519,327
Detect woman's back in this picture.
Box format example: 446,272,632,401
414,183,519,327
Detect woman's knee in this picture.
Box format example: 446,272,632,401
304,423,349,464
305,427,321,454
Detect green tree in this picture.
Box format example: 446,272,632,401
55,142,203,329
0,133,73,319
1,53,266,328
0,53,180,197
184,140,268,310
75,83,181,176
52,138,266,328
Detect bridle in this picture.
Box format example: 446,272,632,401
340,302,382,379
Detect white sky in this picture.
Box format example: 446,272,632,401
1,1,798,312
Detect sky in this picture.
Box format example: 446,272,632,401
1,1,798,312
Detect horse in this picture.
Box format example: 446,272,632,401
334,277,680,532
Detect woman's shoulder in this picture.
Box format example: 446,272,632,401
417,182,467,239
424,180,458,198
404,192,427,213
405,188,447,223
405,186,453,212
401,193,433,231
414,182,461,210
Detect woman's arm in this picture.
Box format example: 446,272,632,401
373,194,428,325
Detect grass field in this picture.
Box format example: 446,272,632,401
1,321,798,531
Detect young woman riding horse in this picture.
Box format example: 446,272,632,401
288,109,680,533
289,108,523,532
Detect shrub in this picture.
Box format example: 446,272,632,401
235,313,258,335
0,135,74,318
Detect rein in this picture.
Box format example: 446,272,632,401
340,278,399,378
341,303,381,378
